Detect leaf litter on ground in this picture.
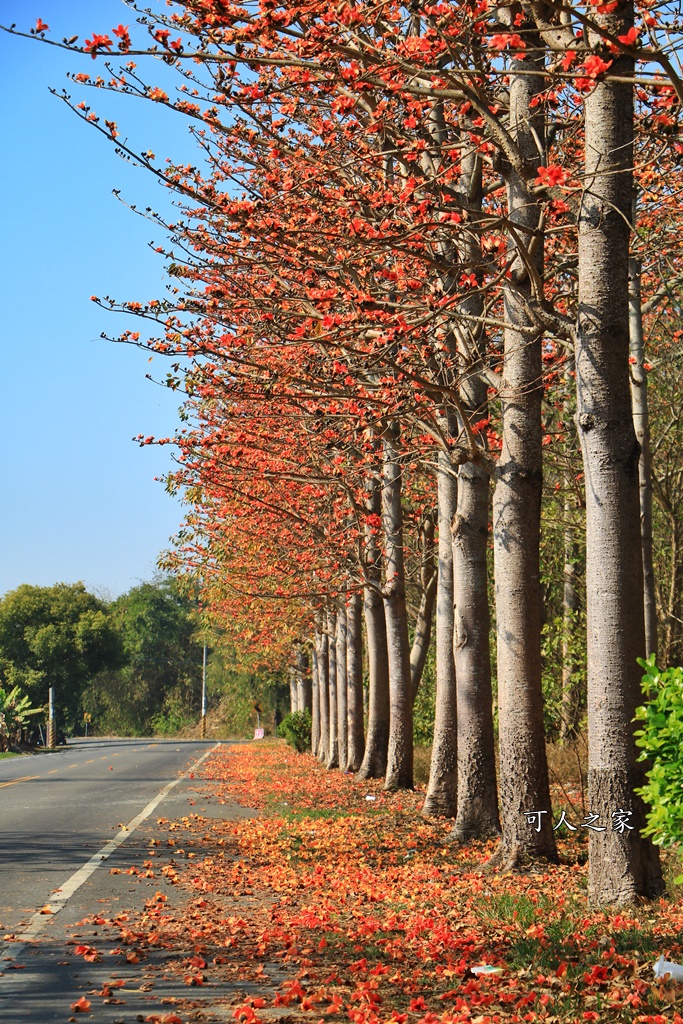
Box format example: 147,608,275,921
67,741,683,1024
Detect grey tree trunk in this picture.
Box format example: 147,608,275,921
661,519,683,667
358,467,390,780
628,256,657,660
316,625,329,764
450,147,500,842
578,6,663,903
311,640,320,756
423,442,458,816
560,491,582,742
346,591,365,771
491,46,557,865
326,608,339,769
288,669,297,715
410,515,437,703
382,427,414,791
296,647,312,715
336,602,348,773
452,459,500,839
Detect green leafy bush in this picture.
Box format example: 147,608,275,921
0,685,42,751
277,710,312,752
634,655,683,855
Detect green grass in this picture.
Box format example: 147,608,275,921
471,890,668,978
0,751,22,759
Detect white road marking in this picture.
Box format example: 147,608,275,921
0,744,219,968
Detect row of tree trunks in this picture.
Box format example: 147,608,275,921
310,597,366,771
289,648,313,716
305,31,664,894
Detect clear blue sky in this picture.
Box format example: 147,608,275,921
0,0,200,599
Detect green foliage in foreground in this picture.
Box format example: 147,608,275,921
634,655,683,859
277,709,312,752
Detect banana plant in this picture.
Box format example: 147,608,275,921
0,685,42,751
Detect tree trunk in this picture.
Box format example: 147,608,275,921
560,491,582,741
410,514,437,703
450,146,500,842
628,256,657,660
358,467,390,780
346,591,365,772
578,5,663,903
336,602,348,772
288,669,297,715
296,647,312,715
311,639,320,756
382,426,414,790
666,524,683,666
451,460,500,839
317,625,329,764
423,443,458,816
326,608,339,769
491,47,557,865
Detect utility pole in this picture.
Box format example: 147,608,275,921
201,643,207,739
47,687,56,748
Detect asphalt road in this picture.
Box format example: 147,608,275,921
0,736,229,1021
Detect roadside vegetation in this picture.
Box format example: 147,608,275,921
0,576,289,743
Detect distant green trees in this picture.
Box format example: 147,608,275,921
0,583,121,733
0,578,206,738
85,578,203,735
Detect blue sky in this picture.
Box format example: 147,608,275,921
0,0,202,599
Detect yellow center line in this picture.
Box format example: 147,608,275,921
100,756,107,760
0,775,39,789
48,769,58,774
86,759,95,764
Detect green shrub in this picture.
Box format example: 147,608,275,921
277,710,312,753
634,655,683,858
0,685,42,751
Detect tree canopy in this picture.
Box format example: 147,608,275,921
0,582,120,731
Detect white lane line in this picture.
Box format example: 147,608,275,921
0,744,219,967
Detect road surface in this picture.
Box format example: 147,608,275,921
0,736,232,1021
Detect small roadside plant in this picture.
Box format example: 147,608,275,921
634,655,683,875
277,709,312,753
0,685,42,751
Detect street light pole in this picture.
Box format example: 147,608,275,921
201,642,207,739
